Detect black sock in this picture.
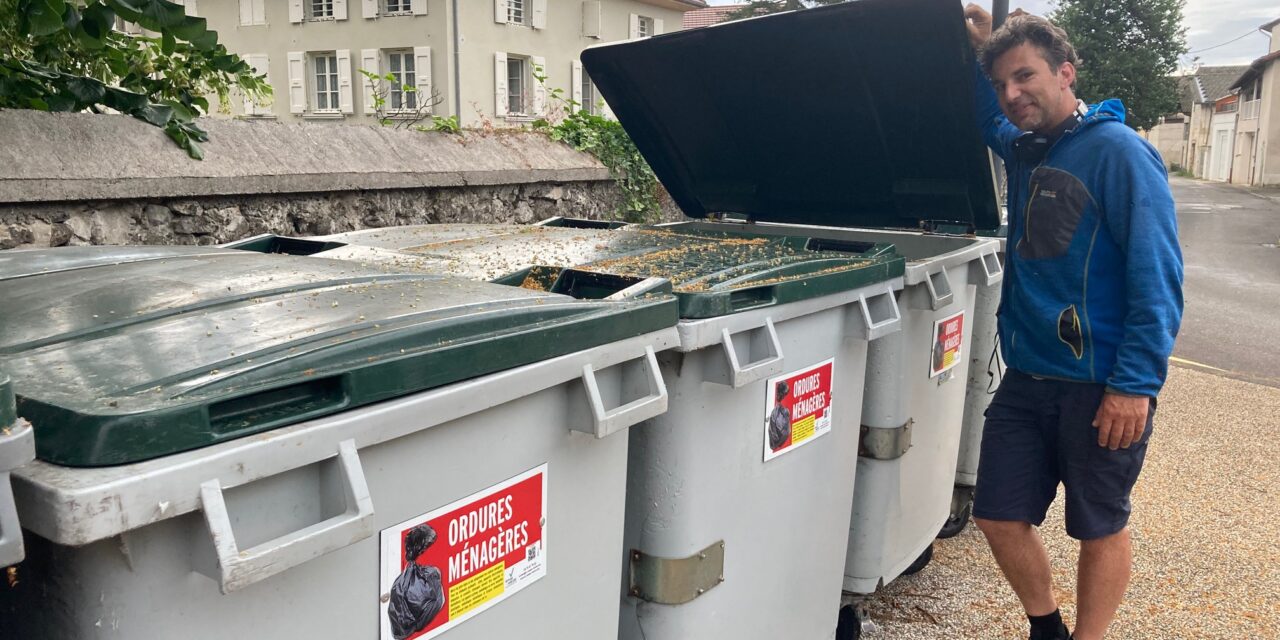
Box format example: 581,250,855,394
1028,609,1068,637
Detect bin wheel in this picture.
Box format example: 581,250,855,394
902,543,934,576
836,604,862,640
937,499,973,539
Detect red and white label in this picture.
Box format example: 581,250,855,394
763,359,835,461
930,310,966,378
379,465,548,640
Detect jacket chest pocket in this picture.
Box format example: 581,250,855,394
1017,167,1091,260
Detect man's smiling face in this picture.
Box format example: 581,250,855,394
990,42,1076,133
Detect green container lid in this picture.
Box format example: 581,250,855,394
579,0,1002,233
257,224,906,319
0,247,677,467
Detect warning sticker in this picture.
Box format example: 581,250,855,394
763,359,835,461
930,310,966,378
379,464,548,640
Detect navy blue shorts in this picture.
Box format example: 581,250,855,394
972,369,1155,540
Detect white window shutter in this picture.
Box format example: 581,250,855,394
336,49,354,113
253,0,266,24
531,55,546,116
243,54,268,115
531,0,546,29
494,0,506,24
334,0,348,20
415,46,433,113
570,61,583,108
360,49,379,114
287,51,306,113
362,0,377,18
411,0,428,15
494,52,508,117
629,14,640,39
186,0,198,16
289,0,303,23
582,1,600,38
239,0,252,25
654,18,663,35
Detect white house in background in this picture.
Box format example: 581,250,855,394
1228,17,1280,186
192,0,704,127
1207,94,1239,182
1180,65,1249,178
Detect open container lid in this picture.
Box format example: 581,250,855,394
231,224,905,319
580,0,1001,232
0,247,676,466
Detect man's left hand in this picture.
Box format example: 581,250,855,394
1092,393,1150,450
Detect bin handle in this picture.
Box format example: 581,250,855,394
0,421,34,568
924,267,954,311
200,439,375,594
715,319,786,388
850,290,902,342
605,277,673,301
972,249,1004,287
578,347,668,439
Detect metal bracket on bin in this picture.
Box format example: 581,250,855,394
573,347,668,439
858,419,913,460
847,289,902,342
629,540,726,605
706,318,785,388
970,249,1004,288
199,439,375,593
0,419,35,568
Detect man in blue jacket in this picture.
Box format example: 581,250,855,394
962,6,1183,640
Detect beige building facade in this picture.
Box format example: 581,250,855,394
1228,18,1280,186
197,0,703,126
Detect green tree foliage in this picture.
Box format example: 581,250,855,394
727,0,848,21
0,0,270,158
1049,0,1186,130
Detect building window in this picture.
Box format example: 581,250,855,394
308,0,334,19
384,0,410,14
637,16,653,38
313,52,340,111
239,0,266,25
508,0,526,25
580,73,596,115
507,57,526,115
387,51,418,111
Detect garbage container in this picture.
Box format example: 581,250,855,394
0,245,680,640
0,372,35,568
576,0,1004,604
233,221,907,640
944,231,1007,539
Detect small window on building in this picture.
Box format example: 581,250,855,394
637,16,653,38
508,0,526,25
384,0,410,14
507,57,527,115
580,72,596,116
387,50,418,111
308,0,334,19
313,52,340,111
239,0,266,25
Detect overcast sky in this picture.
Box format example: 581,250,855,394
701,0,1276,67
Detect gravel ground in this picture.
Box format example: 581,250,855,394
858,365,1280,639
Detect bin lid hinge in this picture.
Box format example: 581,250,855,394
628,540,726,605
859,419,913,460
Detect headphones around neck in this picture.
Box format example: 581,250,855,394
1012,101,1088,164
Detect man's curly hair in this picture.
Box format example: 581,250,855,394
980,15,1079,80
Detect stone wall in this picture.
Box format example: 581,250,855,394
0,110,677,250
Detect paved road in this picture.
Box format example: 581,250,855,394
1171,177,1280,387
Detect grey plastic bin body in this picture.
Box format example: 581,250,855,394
0,248,679,640
0,374,35,568
620,279,902,639
957,237,1007,491
671,222,1003,593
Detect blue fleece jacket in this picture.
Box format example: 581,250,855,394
974,65,1183,397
